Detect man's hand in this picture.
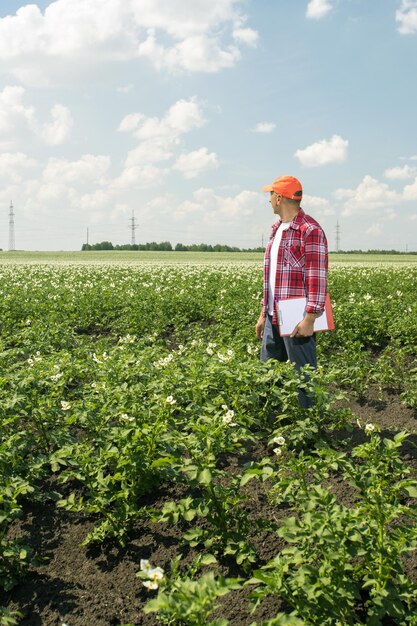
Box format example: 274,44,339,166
290,313,316,338
256,313,266,341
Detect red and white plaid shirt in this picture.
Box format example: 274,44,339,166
263,208,328,324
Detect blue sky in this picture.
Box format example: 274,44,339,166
0,0,416,251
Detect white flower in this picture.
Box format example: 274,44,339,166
273,447,282,456
222,409,236,426
206,347,214,356
363,293,372,301
51,372,63,382
148,567,164,581
120,413,134,422
166,395,176,405
140,559,151,572
273,436,286,446
141,564,165,591
92,353,101,363
154,353,174,368
365,423,375,434
61,401,71,411
27,358,34,366
143,580,159,590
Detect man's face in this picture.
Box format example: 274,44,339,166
269,191,282,215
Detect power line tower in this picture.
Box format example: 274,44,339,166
8,201,15,251
129,210,138,246
335,220,341,252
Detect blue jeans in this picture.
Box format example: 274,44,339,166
260,314,316,409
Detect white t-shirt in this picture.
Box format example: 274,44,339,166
268,221,291,315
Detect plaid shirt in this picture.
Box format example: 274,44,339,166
263,209,328,324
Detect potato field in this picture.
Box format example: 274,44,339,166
1,255,417,626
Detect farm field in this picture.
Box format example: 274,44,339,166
1,250,417,265
1,257,417,626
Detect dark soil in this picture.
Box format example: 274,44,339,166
2,388,417,626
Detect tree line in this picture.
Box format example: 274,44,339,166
81,242,416,254
81,241,264,252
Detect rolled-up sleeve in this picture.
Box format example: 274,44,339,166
304,227,328,314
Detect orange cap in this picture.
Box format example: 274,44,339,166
262,175,302,200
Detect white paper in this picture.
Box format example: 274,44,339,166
277,297,330,336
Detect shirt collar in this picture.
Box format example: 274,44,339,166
273,208,305,231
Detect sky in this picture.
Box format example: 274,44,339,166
0,0,417,252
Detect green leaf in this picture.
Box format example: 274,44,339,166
404,485,417,498
200,553,218,565
240,472,258,486
198,468,212,485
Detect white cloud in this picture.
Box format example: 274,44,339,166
42,155,111,185
252,122,276,134
0,85,72,146
119,98,206,142
396,0,417,34
384,164,417,179
78,190,112,211
174,147,219,179
385,208,397,220
403,176,417,200
110,164,166,190
302,194,335,216
0,85,34,135
36,104,73,145
172,188,262,222
125,142,173,168
0,152,36,182
338,175,399,216
118,98,211,183
233,26,258,47
295,134,348,167
306,0,333,20
366,223,382,236
0,0,258,84
137,32,241,73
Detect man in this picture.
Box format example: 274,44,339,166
255,175,328,408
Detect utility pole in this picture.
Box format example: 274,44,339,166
8,201,15,251
335,220,341,252
86,227,89,246
129,210,138,246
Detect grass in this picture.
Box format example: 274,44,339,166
0,250,417,265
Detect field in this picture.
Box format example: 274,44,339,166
1,253,417,626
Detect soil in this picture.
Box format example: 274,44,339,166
2,388,417,626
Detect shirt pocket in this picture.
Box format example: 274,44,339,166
285,243,305,268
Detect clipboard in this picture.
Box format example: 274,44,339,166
276,293,335,337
